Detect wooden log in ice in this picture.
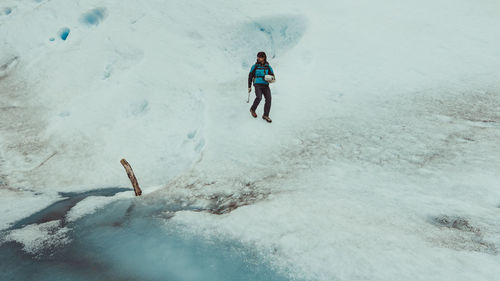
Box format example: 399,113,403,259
120,158,142,196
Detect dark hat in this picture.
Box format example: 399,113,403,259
257,51,267,59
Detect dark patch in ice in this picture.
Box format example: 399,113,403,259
431,215,480,233
0,198,292,281
428,90,500,127
0,105,18,110
164,177,274,215
0,150,7,187
80,8,107,26
464,118,500,128
49,37,55,42
187,30,203,40
4,7,12,15
0,56,19,79
32,151,58,170
204,182,270,215
429,215,497,255
230,14,308,64
0,174,7,187
195,138,205,152
59,27,70,40
187,130,197,139
128,99,149,116
102,64,112,79
58,111,70,117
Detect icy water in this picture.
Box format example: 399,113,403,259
0,189,291,281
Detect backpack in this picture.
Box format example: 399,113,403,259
252,62,271,83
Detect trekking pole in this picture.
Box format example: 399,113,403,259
247,91,250,103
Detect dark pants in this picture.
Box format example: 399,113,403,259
251,84,272,116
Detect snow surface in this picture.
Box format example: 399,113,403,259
3,219,71,255
1,0,500,280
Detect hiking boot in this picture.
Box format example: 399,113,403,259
250,108,257,118
262,115,272,123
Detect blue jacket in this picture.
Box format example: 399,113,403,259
248,62,274,87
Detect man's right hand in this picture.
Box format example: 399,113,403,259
248,87,252,93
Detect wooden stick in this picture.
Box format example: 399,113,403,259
120,158,142,196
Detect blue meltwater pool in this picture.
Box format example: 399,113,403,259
0,189,293,281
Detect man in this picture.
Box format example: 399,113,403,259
248,51,275,123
